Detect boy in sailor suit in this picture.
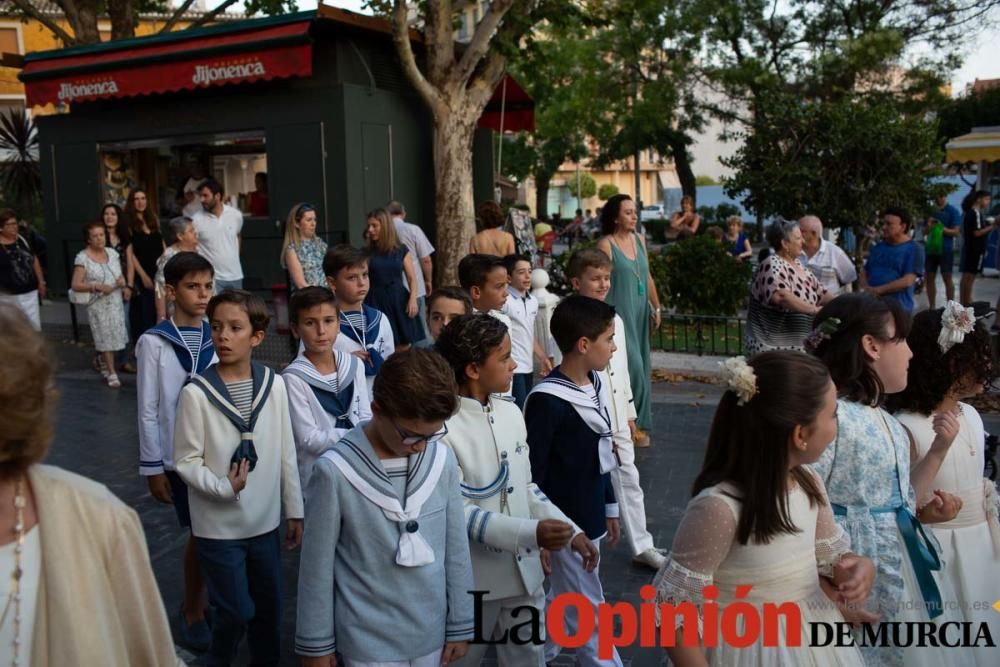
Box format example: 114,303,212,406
324,244,395,394
436,314,598,666
526,295,623,667
283,287,371,492
136,251,217,651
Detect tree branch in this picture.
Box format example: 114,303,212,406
467,48,507,112
392,1,441,112
11,0,78,45
159,0,199,34
423,0,456,87
455,0,514,84
183,0,242,31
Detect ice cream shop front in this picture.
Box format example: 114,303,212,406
19,5,497,293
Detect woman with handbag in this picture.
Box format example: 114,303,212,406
597,193,662,447
71,222,128,388
744,218,834,355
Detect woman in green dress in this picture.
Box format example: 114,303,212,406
597,194,662,444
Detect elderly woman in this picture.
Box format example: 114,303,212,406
0,304,181,665
72,222,129,388
154,216,200,321
470,200,516,256
745,218,834,354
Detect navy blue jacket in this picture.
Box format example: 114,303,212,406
524,372,617,540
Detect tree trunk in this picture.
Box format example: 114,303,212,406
535,173,550,220
432,107,479,286
668,134,696,204
108,0,137,41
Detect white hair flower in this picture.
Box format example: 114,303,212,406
938,301,975,354
719,356,758,406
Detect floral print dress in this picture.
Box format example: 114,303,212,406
75,249,128,353
290,237,329,289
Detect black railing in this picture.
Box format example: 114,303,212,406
652,312,746,357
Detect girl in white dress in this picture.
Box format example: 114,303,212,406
891,302,1000,667
654,351,875,667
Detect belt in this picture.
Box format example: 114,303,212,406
832,502,943,619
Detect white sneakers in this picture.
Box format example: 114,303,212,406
633,548,667,570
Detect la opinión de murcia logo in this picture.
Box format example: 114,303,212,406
57,79,119,101
469,586,998,658
192,60,266,85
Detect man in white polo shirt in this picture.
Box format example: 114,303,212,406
387,200,434,337
799,214,857,296
193,178,244,293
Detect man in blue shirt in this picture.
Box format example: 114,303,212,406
924,193,962,309
865,207,919,312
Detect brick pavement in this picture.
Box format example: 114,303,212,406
45,337,721,666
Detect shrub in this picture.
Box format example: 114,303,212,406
661,235,751,315
598,183,619,201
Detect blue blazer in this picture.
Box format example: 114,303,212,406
525,376,617,540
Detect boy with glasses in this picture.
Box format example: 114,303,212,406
296,349,474,667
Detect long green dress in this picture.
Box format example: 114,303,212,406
606,234,653,431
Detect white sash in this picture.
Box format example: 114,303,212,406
322,442,447,567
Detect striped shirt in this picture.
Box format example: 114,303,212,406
381,457,408,497
178,326,203,367
342,311,365,332
226,379,254,422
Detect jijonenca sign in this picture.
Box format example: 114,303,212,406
192,60,267,85
470,585,997,659
58,79,119,101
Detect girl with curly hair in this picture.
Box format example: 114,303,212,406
890,303,1000,666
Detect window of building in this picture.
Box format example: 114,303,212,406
0,26,21,55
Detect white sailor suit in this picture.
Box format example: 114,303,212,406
442,395,580,667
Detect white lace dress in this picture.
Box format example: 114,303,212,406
896,404,1000,667
652,474,865,666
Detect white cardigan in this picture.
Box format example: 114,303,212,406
442,395,580,601
174,373,304,539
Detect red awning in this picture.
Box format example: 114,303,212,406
478,73,535,133
21,17,313,107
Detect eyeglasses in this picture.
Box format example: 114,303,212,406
388,417,448,447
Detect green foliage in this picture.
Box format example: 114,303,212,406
643,219,671,243
0,109,41,220
567,174,597,199
696,203,741,226
695,175,717,186
722,93,943,240
598,183,619,201
661,236,752,315
937,86,1000,165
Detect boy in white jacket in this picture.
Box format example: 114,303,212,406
436,313,598,666
283,286,371,492
174,289,304,665
135,251,216,651
565,248,665,570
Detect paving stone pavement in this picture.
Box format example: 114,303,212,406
44,337,722,666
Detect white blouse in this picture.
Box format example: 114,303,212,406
0,525,40,665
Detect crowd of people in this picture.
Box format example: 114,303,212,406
0,186,998,667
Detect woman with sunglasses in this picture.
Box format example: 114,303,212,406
281,203,328,291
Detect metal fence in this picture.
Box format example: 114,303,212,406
652,312,746,356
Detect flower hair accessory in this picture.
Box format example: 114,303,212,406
938,301,975,353
804,317,842,353
719,356,758,405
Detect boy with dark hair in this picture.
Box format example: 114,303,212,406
500,254,551,408
525,294,623,667
458,253,510,328
174,289,304,666
296,349,474,667
436,314,596,666
136,250,216,651
283,286,371,492
324,244,395,393
565,248,665,571
415,286,472,348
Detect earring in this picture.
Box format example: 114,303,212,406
800,441,809,451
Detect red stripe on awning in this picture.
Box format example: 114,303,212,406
478,74,535,133
22,20,313,107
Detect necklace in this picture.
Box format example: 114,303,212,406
0,478,25,667
955,404,977,457
611,233,645,296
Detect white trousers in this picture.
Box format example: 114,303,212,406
0,290,39,331
454,587,547,667
609,433,655,556
344,648,442,667
544,538,623,666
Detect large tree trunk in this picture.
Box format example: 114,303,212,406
108,0,136,40
535,172,550,220
67,1,102,44
432,107,479,286
668,134,696,204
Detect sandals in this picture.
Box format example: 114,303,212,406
118,362,137,374
106,373,121,388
